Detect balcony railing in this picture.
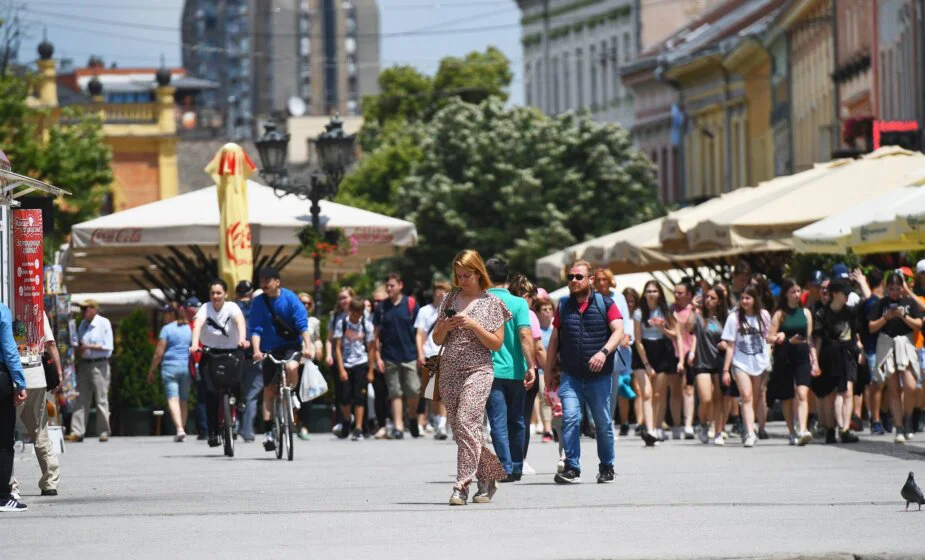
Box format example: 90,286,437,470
102,103,158,124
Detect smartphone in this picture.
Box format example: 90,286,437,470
444,309,457,317
889,303,898,310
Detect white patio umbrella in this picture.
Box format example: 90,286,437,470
66,180,418,293
793,186,925,254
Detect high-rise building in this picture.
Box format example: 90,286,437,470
181,0,380,139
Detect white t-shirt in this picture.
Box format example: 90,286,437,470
721,310,771,376
414,304,441,358
24,312,55,389
195,301,243,349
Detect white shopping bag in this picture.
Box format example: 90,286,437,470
299,360,328,403
48,426,65,454
424,375,436,400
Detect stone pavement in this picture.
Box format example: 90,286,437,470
4,423,925,559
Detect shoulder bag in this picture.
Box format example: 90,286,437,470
43,352,60,391
262,294,300,342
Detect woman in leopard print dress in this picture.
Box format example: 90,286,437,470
433,250,509,506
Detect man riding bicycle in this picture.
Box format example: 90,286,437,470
189,279,249,448
249,268,313,451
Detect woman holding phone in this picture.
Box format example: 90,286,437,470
432,249,509,506
869,271,923,444
767,279,816,446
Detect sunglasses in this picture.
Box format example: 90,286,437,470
567,274,586,281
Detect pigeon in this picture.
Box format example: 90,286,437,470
901,471,925,511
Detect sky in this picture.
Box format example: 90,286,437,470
17,0,525,105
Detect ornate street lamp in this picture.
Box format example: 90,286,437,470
255,115,356,314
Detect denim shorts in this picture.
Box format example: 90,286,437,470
162,367,192,400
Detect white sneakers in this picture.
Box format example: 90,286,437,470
743,432,758,448
713,434,725,446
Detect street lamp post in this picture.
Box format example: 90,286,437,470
255,115,356,316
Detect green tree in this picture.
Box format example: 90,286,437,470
344,47,514,212
0,73,113,257
396,98,661,282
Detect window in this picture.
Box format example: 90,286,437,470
563,52,570,110
525,62,533,106
576,48,584,109
552,56,560,114
601,41,615,105
612,36,619,99
623,32,631,62
590,45,597,108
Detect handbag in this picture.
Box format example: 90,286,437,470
419,343,444,402
43,352,60,391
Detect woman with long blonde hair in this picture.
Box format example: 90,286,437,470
432,250,509,505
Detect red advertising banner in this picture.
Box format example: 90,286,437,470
13,209,43,357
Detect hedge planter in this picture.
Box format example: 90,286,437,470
118,406,153,436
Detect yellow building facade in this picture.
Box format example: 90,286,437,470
769,0,836,172
27,41,180,212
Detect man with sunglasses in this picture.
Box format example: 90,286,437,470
546,261,624,484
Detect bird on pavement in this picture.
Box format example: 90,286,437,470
901,472,925,511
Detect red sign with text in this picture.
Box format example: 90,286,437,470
13,209,43,356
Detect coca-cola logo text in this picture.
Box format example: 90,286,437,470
91,228,143,244
225,221,252,265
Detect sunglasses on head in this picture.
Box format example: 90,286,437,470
567,274,586,281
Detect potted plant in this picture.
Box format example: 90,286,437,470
113,308,161,436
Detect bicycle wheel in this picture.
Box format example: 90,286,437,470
284,390,295,461
273,396,283,460
222,393,234,457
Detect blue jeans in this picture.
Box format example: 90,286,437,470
486,378,526,475
560,372,614,472
238,359,264,440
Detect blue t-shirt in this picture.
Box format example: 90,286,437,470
159,322,191,372
373,295,418,363
249,288,309,352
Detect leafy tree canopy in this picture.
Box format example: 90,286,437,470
398,98,661,282
0,71,113,258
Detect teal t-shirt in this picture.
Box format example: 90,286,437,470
487,287,532,381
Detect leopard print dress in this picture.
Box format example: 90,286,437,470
438,289,510,492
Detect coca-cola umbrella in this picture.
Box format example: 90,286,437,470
65,180,417,299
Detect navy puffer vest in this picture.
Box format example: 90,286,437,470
558,291,615,377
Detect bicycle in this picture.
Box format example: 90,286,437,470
199,347,244,458
262,353,296,461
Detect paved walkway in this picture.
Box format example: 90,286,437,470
4,423,925,559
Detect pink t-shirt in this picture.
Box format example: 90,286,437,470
528,310,542,340
674,304,694,356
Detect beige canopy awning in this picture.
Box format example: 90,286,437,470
730,146,925,245
684,159,851,250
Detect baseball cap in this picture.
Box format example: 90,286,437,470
183,296,201,308
831,263,850,279
916,259,925,274
258,267,280,280
809,270,826,287
158,304,175,313
235,279,254,296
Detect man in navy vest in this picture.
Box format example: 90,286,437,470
546,260,624,484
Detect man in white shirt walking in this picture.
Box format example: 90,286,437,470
67,300,114,442
415,281,450,440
